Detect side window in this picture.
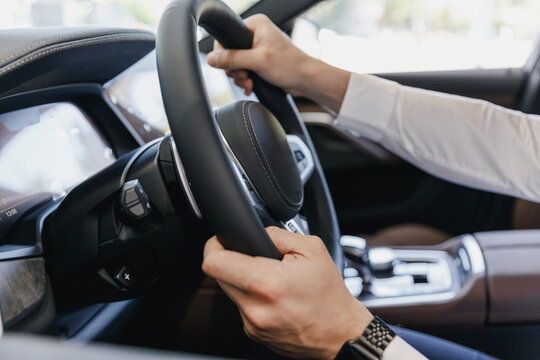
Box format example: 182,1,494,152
292,0,540,74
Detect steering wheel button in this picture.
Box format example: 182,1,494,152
124,188,139,205
114,266,136,288
294,150,305,162
128,203,146,218
120,179,152,219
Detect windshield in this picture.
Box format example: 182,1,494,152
1,0,259,30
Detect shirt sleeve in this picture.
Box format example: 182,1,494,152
334,72,540,202
383,337,427,360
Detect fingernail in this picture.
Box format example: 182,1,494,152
206,51,218,66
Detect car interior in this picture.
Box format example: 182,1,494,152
1,0,540,359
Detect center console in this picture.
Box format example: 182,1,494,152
342,230,540,327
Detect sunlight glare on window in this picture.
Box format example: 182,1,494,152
293,0,540,73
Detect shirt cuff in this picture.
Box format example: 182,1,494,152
334,73,400,142
383,336,428,360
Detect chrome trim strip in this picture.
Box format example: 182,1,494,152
218,127,267,209
362,291,457,308
286,135,314,184
0,245,41,261
169,137,203,219
461,234,486,274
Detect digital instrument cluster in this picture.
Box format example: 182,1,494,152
0,102,115,241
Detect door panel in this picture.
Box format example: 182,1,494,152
378,68,527,109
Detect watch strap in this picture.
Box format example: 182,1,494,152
335,316,396,360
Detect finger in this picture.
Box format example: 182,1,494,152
225,69,249,80
265,226,309,255
233,78,251,91
202,245,279,291
243,14,270,32
232,78,254,95
244,78,254,93
217,280,250,305
207,49,256,70
203,236,225,259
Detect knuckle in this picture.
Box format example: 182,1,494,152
201,252,225,276
247,281,283,302
245,307,274,331
263,283,284,302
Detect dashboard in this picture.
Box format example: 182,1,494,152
0,50,250,244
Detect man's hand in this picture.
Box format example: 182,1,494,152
202,227,373,360
206,14,351,113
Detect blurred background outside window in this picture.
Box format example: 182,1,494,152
293,0,540,73
3,0,539,73
0,0,257,30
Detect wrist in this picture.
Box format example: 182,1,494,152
323,298,374,360
296,57,351,113
294,55,323,96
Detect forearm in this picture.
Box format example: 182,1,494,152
335,73,540,202
296,58,351,114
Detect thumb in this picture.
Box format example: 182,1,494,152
207,48,257,70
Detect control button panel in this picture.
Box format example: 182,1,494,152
120,179,151,219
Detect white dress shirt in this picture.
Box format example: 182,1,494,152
335,73,540,203
383,336,427,360
332,72,536,358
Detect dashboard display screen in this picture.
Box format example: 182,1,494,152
105,51,258,143
0,102,115,240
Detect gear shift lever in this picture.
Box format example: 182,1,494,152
340,236,374,286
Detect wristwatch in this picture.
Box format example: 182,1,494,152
335,316,396,360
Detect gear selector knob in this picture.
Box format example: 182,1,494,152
368,247,397,276
340,236,373,286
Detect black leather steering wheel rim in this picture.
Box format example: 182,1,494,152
156,0,343,271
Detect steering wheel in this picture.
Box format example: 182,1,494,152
156,0,343,270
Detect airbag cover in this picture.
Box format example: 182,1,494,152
216,101,303,221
